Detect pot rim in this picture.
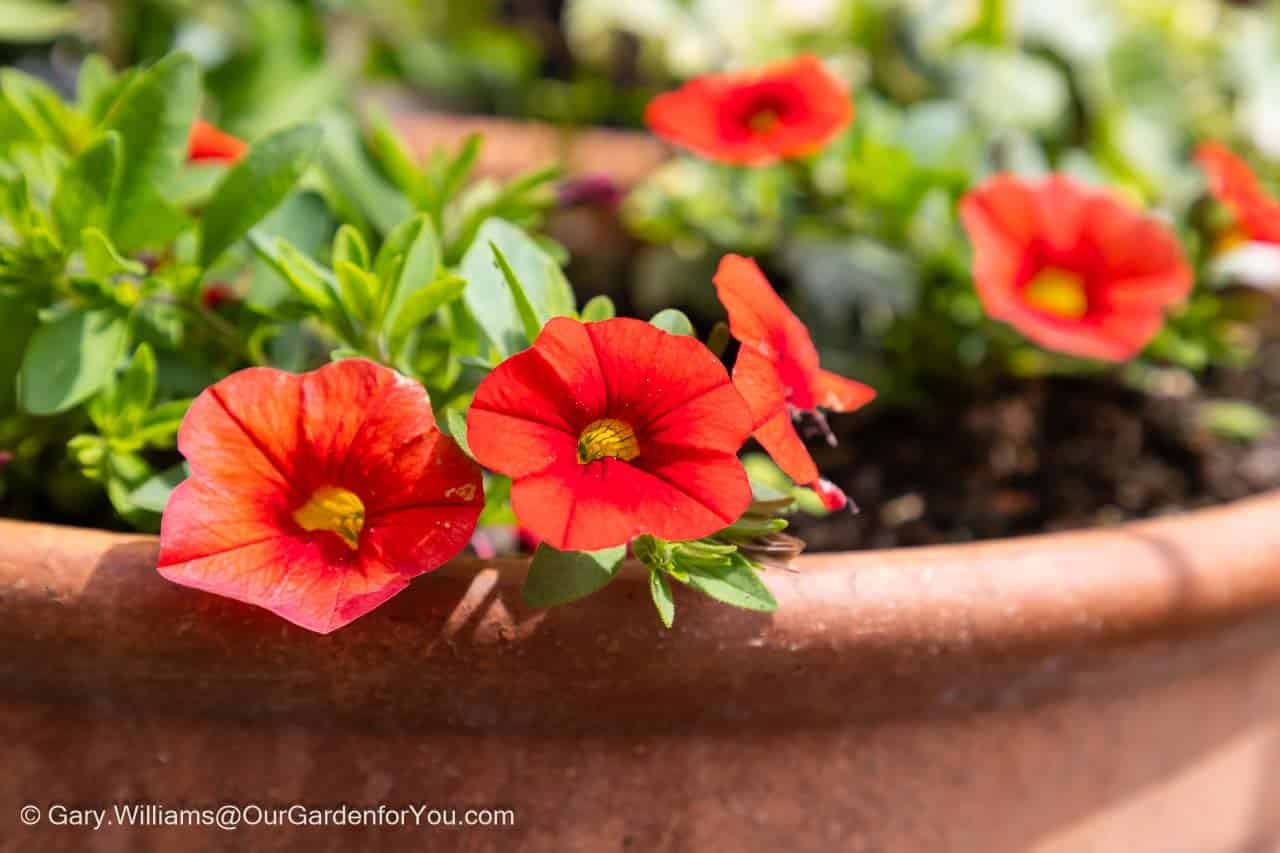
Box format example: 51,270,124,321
2,491,1279,731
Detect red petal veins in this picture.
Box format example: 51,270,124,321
470,317,754,551
159,359,482,633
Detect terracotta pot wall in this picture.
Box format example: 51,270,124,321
2,491,1280,850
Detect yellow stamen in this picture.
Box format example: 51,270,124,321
1024,267,1088,320
293,486,365,550
749,110,779,134
577,418,640,464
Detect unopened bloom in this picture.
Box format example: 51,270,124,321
188,120,247,164
1196,143,1280,245
645,55,853,166
158,359,483,633
201,282,238,311
960,174,1193,362
468,317,753,551
713,255,874,509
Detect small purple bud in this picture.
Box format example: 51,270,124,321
557,174,624,209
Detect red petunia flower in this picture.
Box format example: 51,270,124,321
645,55,853,166
1196,143,1280,245
201,282,238,311
713,254,875,510
467,317,753,551
960,174,1193,362
187,119,248,164
158,358,483,634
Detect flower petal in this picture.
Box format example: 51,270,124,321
511,451,749,552
713,254,819,371
812,369,876,413
177,366,303,494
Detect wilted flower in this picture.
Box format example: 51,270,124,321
713,254,875,510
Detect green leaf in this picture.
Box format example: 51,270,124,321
523,543,628,609
650,308,695,336
334,259,379,326
0,291,39,414
650,568,675,628
460,218,575,357
82,227,145,279
490,242,544,346
111,343,157,431
332,224,369,271
377,213,442,328
683,554,778,612
580,294,616,322
1199,400,1275,442
443,407,474,459
198,122,323,268
389,274,466,343
102,53,199,244
317,113,413,236
1,67,85,151
249,234,338,312
368,115,429,206
128,462,187,513
76,54,116,112
18,307,129,415
51,132,119,248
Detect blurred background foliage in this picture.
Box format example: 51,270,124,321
4,0,1276,398
1,0,1279,529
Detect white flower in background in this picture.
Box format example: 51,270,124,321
1213,243,1280,293
1018,0,1115,64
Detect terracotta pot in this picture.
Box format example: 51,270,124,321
3,489,1280,851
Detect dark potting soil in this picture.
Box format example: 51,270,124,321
790,339,1280,553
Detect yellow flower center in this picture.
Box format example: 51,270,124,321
577,418,640,464
1024,267,1088,320
749,109,780,134
293,486,365,550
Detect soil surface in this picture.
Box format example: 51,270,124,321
791,335,1280,553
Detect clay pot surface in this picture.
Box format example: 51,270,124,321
2,490,1280,851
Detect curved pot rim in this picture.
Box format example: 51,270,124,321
2,491,1279,731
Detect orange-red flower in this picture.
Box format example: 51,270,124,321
960,174,1193,362
468,317,753,551
645,55,853,166
158,359,483,634
187,119,247,164
713,255,875,509
1196,143,1280,245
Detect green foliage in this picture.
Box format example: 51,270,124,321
198,123,323,267
460,219,575,359
523,544,627,608
0,49,542,531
